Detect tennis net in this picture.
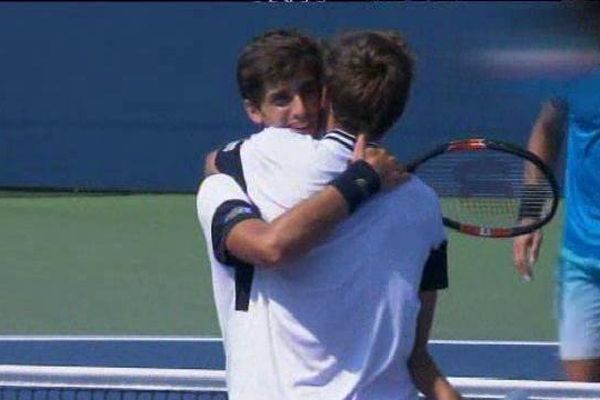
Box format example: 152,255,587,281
2,365,600,400
0,365,227,400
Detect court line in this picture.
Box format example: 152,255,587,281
431,340,558,346
0,336,558,346
0,336,223,342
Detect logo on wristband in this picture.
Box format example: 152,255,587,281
224,206,255,223
355,178,370,198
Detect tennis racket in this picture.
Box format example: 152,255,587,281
406,138,560,238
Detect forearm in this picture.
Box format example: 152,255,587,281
225,155,386,267
409,350,462,400
266,186,349,262
226,186,349,267
224,140,401,268
204,150,219,176
409,291,462,399
527,100,567,169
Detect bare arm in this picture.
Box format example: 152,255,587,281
408,291,463,400
226,185,349,266
526,99,568,174
513,99,568,280
224,135,408,267
204,150,219,176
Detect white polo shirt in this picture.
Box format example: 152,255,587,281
196,127,448,400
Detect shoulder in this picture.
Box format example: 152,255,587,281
245,128,320,162
196,174,251,222
382,176,445,234
198,171,240,189
246,127,319,150
243,127,326,181
388,175,441,207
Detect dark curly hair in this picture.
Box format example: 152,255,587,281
237,29,324,106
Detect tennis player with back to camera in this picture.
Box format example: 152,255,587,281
197,29,461,399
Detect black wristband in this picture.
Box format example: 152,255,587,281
518,183,546,220
330,160,381,214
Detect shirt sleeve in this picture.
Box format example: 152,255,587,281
420,240,449,291
214,139,247,192
420,194,449,292
196,174,260,265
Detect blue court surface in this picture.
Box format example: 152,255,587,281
0,336,563,380
3,337,600,399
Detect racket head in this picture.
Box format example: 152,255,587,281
407,138,560,238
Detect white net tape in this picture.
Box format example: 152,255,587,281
2,365,600,399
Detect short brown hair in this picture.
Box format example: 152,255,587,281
325,30,414,140
237,29,324,106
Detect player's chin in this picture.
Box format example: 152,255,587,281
290,123,319,137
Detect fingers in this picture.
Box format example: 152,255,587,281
353,134,367,162
355,145,410,190
513,230,543,283
354,140,409,190
513,235,534,282
371,152,406,190
381,165,410,190
529,230,543,267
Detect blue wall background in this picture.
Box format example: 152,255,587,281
0,3,587,191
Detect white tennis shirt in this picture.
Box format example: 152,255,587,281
197,127,448,400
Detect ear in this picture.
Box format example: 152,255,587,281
320,87,330,109
323,92,336,132
244,99,264,125
321,87,334,120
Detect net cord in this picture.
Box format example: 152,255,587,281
2,365,600,399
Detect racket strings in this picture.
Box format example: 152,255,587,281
414,150,554,227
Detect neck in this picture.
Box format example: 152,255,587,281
326,114,356,138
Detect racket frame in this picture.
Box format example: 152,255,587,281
406,138,560,238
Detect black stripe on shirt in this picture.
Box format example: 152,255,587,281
323,135,354,152
420,241,449,291
330,129,357,143
211,199,260,312
215,140,247,192
214,140,255,311
211,199,260,264
323,129,379,152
